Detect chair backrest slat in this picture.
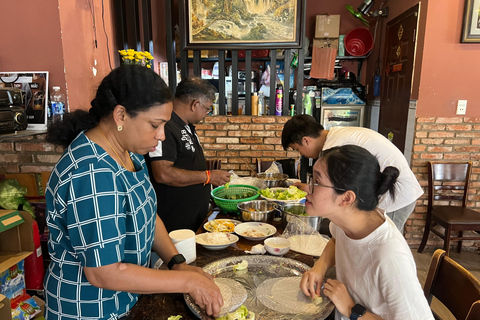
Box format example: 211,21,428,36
425,249,480,320
428,161,472,209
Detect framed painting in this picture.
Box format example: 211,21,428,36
0,72,49,130
182,0,304,49
461,0,480,42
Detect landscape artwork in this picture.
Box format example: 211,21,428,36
185,0,302,48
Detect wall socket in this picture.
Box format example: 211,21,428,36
456,100,467,115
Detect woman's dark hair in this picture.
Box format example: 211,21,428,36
321,145,399,211
281,114,324,150
47,65,173,148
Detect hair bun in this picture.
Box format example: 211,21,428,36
376,166,400,199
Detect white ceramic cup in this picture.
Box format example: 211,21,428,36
169,229,196,264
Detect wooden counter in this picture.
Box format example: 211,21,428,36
126,210,317,320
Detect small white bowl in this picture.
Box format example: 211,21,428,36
264,237,291,256
195,233,239,251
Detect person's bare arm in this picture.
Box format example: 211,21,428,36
151,160,230,187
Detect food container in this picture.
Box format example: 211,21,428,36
280,203,322,231
237,200,277,222
257,172,289,188
211,184,260,213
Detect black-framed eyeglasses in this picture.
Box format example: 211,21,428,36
307,173,364,203
196,100,213,114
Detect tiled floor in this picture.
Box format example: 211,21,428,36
412,248,480,319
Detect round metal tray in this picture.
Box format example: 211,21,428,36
184,255,334,320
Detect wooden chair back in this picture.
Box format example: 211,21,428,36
428,161,471,210
424,249,480,320
256,158,297,179
206,159,221,170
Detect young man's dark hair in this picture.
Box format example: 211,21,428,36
281,114,324,150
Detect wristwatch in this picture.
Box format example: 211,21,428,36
167,254,186,270
350,303,367,320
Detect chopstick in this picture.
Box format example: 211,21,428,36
243,158,257,177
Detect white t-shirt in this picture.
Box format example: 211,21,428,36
330,215,434,320
323,127,423,212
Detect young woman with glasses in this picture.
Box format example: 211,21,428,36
300,145,433,320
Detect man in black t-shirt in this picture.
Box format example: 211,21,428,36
145,77,231,232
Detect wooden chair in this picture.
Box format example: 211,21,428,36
256,158,297,179
423,249,480,320
418,161,480,255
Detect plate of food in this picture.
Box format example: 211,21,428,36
204,219,241,233
258,186,307,204
195,232,239,251
234,222,277,241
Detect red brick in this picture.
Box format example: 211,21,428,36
228,131,252,137
16,142,56,152
252,131,275,137
203,151,217,157
21,165,55,173
205,116,228,123
217,151,239,157
426,146,452,152
240,138,263,144
265,124,284,131
252,117,276,123
444,139,470,144
239,151,263,157
428,131,454,138
415,131,428,138
251,144,275,150
417,117,435,123
195,124,215,130
0,154,32,163
240,124,264,130
262,151,288,157
275,117,290,124
203,143,226,150
465,117,480,123
264,138,281,145
199,137,216,143
420,154,443,160
413,145,427,152
221,164,240,170
286,151,300,158
454,146,480,152
215,124,240,130
36,154,62,163
472,139,480,145
216,137,239,144
420,139,444,145
228,144,250,150
444,153,471,160
421,124,446,131
205,130,227,136
436,117,463,123
456,132,480,138
446,124,472,131
228,116,251,123
0,142,14,151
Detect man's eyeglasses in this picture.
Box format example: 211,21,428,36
197,100,213,114
307,173,364,203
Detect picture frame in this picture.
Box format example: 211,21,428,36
461,0,480,43
182,0,304,49
0,72,49,130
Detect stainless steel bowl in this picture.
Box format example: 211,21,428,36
257,172,289,188
237,200,277,222
280,203,322,231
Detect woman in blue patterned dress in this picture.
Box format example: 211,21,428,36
44,65,223,320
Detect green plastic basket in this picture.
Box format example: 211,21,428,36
211,184,260,213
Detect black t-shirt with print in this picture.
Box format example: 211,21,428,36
145,111,210,232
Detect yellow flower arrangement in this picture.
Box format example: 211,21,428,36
118,49,154,68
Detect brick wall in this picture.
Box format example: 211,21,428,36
408,116,480,252
2,115,479,252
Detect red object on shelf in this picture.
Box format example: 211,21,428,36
24,220,45,290
238,49,269,58
344,28,373,56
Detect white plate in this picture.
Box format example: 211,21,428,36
234,222,277,241
195,233,239,251
259,187,306,204
204,219,241,233
288,234,330,257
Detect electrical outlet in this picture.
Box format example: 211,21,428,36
456,100,467,115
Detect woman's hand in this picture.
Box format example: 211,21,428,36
323,279,355,318
187,273,223,317
300,262,326,298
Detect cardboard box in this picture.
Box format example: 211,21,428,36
315,15,340,38
0,294,45,320
0,210,34,306
313,38,339,49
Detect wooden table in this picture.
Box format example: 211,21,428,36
126,210,316,320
